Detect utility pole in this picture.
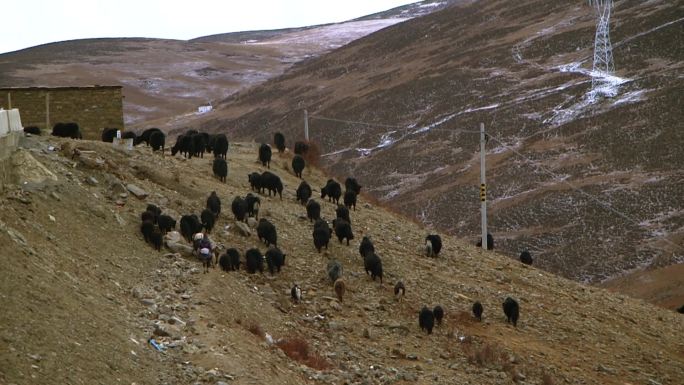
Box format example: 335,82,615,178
45,92,50,131
304,109,309,141
480,122,488,250
7,92,11,109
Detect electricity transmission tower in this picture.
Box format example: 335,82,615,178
589,0,615,87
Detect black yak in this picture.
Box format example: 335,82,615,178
473,301,483,321
213,158,228,182
206,191,221,217
245,193,261,219
265,246,286,275
291,155,305,178
313,219,331,253
134,127,161,146
101,127,118,142
425,234,442,257
274,132,286,153
363,252,383,283
256,218,277,247
359,236,374,259
343,190,357,211
259,143,272,168
306,199,321,222
245,248,264,274
296,181,312,206
150,131,165,153
335,205,350,224
294,141,308,155
180,214,202,242
333,218,354,245
140,220,154,243
327,260,343,283
157,215,176,234
344,177,362,195
520,250,533,265
200,209,215,233
24,126,41,135
321,179,342,204
419,306,435,335
260,171,283,199
476,233,494,250
219,248,241,271
248,172,262,192
52,122,81,139
433,305,444,325
503,297,519,327
231,196,248,222
212,134,229,159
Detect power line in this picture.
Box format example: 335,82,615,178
306,112,681,253
309,115,407,129
483,131,683,252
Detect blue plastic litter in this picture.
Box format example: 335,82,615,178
148,338,165,351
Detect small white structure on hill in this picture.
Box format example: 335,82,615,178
198,104,213,114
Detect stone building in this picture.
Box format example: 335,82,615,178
0,86,124,140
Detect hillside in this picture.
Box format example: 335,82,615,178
175,0,684,296
0,1,453,127
0,134,682,384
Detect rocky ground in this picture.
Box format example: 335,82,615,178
0,135,682,385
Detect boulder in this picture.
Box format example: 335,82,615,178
165,241,193,258
126,184,148,199
234,221,251,237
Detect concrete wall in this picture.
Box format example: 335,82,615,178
0,109,24,188
0,86,124,140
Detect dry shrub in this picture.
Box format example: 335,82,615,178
541,372,555,385
302,140,321,168
462,343,506,368
454,310,474,324
247,322,264,339
275,337,331,371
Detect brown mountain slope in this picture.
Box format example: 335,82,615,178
0,1,455,127
1,135,682,384
176,0,683,291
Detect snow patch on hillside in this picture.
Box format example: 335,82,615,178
545,62,636,126
248,19,408,49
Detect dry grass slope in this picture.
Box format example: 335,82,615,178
190,0,683,302
0,135,682,384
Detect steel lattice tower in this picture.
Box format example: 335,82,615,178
589,0,615,87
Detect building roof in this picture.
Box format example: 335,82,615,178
0,85,122,91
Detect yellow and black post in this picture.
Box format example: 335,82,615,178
479,123,487,250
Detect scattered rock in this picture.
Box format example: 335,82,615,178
166,242,194,258
247,217,258,228
115,214,126,226
85,176,98,186
140,298,156,306
597,364,617,374
363,328,371,339
126,184,148,199
234,221,251,237
153,324,171,337
164,231,182,244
